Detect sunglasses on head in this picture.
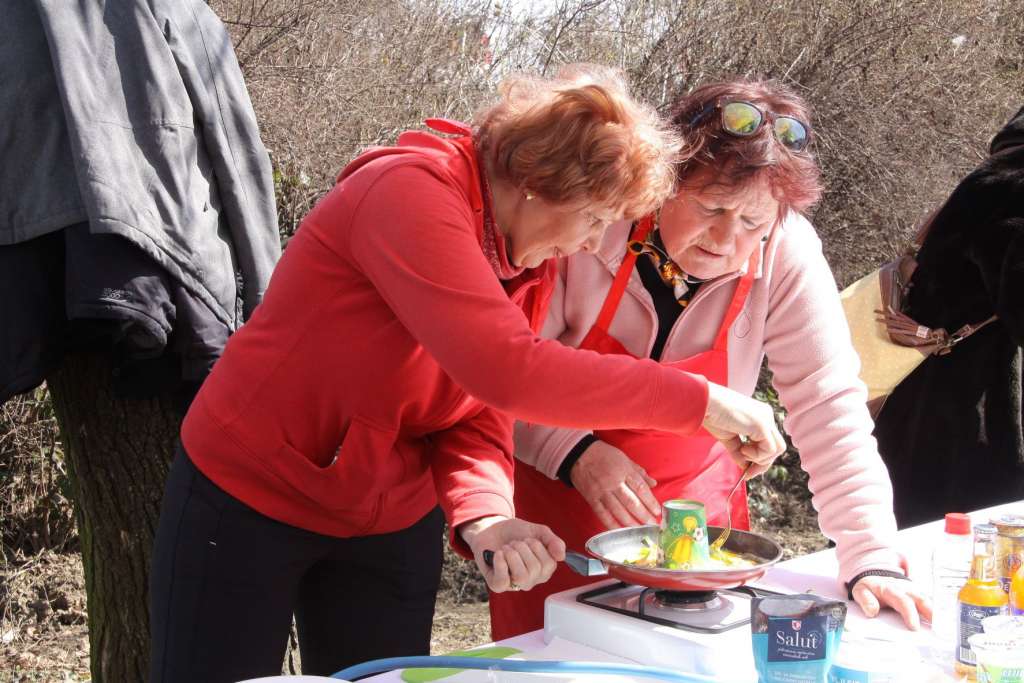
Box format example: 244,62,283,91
688,100,811,152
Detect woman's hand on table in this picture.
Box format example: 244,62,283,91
570,440,660,529
851,575,933,630
702,382,786,477
460,516,566,593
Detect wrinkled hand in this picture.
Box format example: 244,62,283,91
851,575,932,630
702,382,786,478
570,440,660,529
459,516,566,593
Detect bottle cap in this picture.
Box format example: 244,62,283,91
974,523,998,538
944,513,971,535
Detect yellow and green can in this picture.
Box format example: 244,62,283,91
659,499,710,569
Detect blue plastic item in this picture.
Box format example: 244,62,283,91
750,595,846,683
332,655,748,682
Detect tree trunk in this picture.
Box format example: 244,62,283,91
47,351,180,683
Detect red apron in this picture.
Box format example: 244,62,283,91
489,216,756,640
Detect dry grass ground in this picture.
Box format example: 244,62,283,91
0,552,88,682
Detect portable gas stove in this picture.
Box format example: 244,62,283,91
544,579,781,680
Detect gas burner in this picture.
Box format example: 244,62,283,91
575,581,783,634
547,580,785,679
652,589,722,611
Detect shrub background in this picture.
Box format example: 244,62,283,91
225,0,1023,284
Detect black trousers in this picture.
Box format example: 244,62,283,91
149,446,444,682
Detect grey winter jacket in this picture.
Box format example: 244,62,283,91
2,0,281,325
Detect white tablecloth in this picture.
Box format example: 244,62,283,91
357,501,1024,682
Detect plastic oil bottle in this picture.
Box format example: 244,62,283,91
956,524,1009,681
932,512,973,664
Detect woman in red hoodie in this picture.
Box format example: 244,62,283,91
149,65,786,683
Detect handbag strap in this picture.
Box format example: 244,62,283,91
878,304,999,357
941,315,999,354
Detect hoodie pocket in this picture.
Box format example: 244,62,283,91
274,417,404,518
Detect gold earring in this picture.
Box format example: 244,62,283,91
524,191,535,201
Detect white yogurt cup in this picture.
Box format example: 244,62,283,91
967,632,1024,683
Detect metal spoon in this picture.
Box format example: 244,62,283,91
709,463,752,553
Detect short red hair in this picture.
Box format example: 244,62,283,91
477,65,681,219
669,80,822,215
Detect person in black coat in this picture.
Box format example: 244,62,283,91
873,106,1024,528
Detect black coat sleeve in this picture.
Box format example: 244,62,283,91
972,216,1024,345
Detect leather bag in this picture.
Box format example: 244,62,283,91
840,220,997,419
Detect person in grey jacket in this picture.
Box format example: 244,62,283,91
2,0,280,327
2,0,281,398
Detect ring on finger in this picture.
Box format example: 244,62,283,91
509,582,521,591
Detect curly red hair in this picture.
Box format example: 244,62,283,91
669,80,823,215
477,65,681,219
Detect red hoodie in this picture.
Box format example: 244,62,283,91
182,124,708,554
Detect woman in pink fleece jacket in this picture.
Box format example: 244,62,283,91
490,80,931,638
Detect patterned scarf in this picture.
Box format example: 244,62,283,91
477,144,524,280
628,229,704,307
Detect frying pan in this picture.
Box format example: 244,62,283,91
566,524,783,591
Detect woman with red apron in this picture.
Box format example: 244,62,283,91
490,216,756,639
491,78,932,639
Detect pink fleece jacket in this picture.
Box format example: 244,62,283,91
514,215,904,584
